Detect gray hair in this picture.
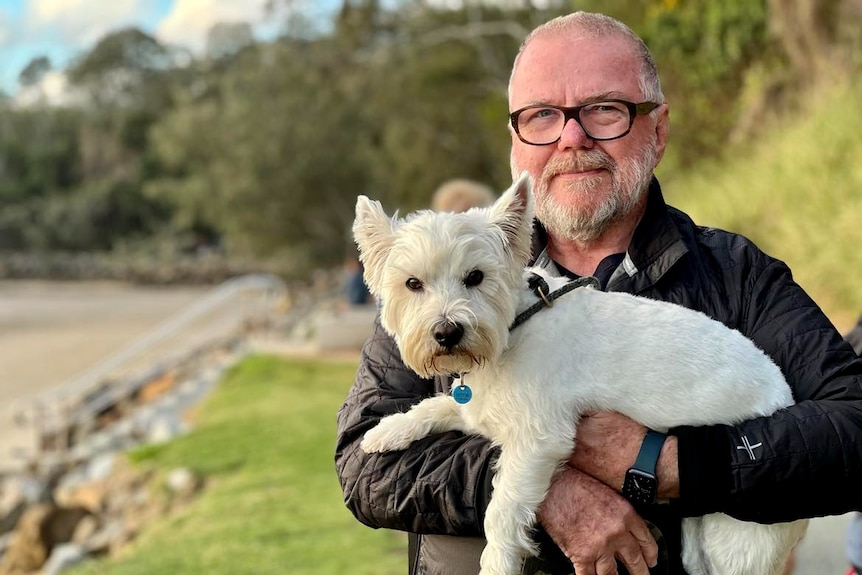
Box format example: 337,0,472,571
508,12,664,105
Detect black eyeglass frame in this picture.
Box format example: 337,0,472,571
509,100,661,146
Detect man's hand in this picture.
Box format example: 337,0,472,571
570,411,680,499
538,466,657,575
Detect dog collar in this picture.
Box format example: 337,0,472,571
509,274,599,331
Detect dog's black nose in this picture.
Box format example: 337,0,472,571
434,322,464,349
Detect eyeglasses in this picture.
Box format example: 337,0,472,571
509,100,660,146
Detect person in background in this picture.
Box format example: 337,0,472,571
336,11,862,575
430,178,496,213
342,255,371,307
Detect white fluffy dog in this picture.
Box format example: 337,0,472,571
353,174,808,575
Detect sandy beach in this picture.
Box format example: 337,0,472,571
0,279,211,473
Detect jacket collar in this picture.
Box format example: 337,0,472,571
529,176,689,294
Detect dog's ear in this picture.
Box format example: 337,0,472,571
489,172,534,267
353,195,397,297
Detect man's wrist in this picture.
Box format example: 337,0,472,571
656,435,679,499
622,429,666,505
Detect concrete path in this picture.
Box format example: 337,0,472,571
0,280,852,574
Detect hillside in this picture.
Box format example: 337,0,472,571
660,77,862,331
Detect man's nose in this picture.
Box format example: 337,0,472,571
557,117,594,150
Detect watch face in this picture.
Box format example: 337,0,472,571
623,469,658,505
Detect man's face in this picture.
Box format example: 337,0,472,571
509,33,668,242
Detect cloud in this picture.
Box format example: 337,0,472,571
13,69,84,107
22,0,159,48
0,19,8,49
156,0,272,54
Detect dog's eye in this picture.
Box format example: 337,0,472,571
464,270,484,287
406,277,423,291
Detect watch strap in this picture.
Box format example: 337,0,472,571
631,429,667,475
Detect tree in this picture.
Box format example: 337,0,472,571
66,27,180,110
18,56,52,89
206,22,254,60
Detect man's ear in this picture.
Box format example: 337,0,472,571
488,172,534,267
352,196,396,297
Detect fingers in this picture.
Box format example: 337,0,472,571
603,524,655,575
542,469,659,575
631,521,659,567
573,552,646,575
616,546,652,575
569,525,656,575
595,554,620,575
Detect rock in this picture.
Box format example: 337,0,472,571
165,468,201,501
0,476,49,535
70,516,99,546
42,543,86,575
146,413,188,445
0,503,52,573
0,503,91,574
136,372,178,404
54,481,108,515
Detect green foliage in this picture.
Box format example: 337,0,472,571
66,27,180,110
146,40,376,264
70,355,405,575
0,180,169,251
18,55,52,88
624,0,772,167
359,7,516,211
661,77,862,328
0,107,82,202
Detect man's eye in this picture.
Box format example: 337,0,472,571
464,270,484,287
406,278,423,291
525,108,558,122
584,102,627,116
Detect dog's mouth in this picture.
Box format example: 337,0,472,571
425,350,484,376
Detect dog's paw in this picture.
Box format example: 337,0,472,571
478,543,522,575
360,413,420,453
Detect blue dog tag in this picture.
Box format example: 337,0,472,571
452,384,472,404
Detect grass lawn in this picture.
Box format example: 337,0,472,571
69,354,406,575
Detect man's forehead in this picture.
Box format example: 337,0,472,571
517,32,636,71
510,34,641,104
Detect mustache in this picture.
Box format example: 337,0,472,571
544,150,615,177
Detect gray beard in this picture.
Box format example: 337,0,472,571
534,145,656,244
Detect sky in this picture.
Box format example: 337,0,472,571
0,0,339,97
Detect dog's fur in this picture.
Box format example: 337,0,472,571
353,174,808,575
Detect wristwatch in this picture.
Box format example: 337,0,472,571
622,429,667,506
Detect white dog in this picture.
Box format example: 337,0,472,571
353,174,808,575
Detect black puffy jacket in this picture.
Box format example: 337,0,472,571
335,178,862,574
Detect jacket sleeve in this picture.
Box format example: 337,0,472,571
335,318,499,535
673,256,862,522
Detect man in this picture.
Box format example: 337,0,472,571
335,11,862,575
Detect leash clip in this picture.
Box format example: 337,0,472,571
527,274,553,307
